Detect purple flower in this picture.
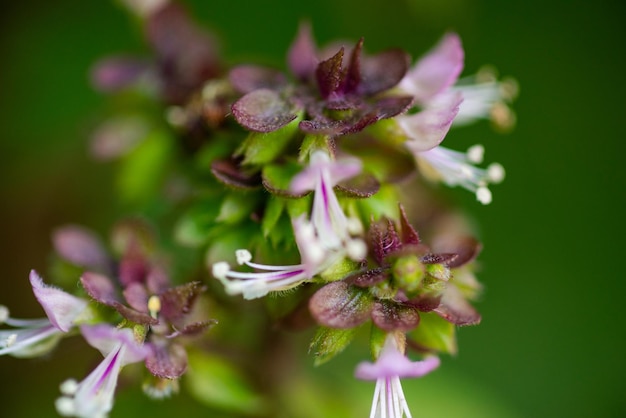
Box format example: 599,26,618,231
55,324,150,418
355,334,440,418
399,32,464,106
0,270,88,357
415,144,505,204
290,150,366,257
212,216,336,299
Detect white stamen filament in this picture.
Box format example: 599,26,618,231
0,305,8,323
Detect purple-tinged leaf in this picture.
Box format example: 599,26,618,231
325,96,361,111
340,112,379,135
372,96,414,120
159,282,205,322
146,266,172,295
123,282,149,312
232,89,297,133
112,301,158,325
147,3,220,104
336,171,380,198
287,21,318,80
406,294,442,312
435,236,482,268
119,252,149,287
360,49,410,96
299,118,345,136
229,65,287,94
90,55,151,92
211,158,263,190
371,301,420,332
345,268,388,288
434,285,481,326
81,272,120,306
29,270,87,333
146,340,188,379
309,281,373,329
420,253,458,265
342,37,363,95
316,48,345,99
369,219,402,266
168,320,217,338
399,204,420,245
52,225,109,271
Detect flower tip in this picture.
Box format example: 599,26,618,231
212,262,231,280
235,249,252,265
476,186,492,205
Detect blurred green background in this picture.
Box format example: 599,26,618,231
0,0,624,417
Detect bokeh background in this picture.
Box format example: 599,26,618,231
0,0,624,417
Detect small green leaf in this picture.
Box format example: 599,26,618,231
185,349,266,415
237,112,303,166
262,160,307,197
117,129,173,206
319,258,361,282
174,197,222,247
356,183,399,223
408,311,458,355
309,326,358,366
216,191,261,224
261,196,286,238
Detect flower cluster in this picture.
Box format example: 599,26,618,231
1,1,516,417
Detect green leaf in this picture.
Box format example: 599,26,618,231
261,196,286,238
184,349,266,415
174,197,222,247
309,326,358,366
215,191,262,224
237,112,303,166
262,160,307,196
116,129,173,206
319,258,361,282
408,311,458,355
356,183,400,223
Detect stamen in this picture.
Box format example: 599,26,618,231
4,334,17,348
466,144,484,164
487,163,505,183
147,296,161,319
55,396,76,417
212,262,231,280
60,379,79,396
346,238,367,261
0,305,8,323
476,186,492,205
346,217,364,235
235,249,252,265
